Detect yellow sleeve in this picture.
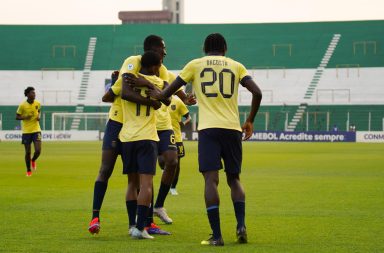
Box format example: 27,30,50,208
167,71,183,93
179,100,189,116
16,103,23,115
238,62,249,80
111,77,122,96
179,60,196,83
119,56,141,75
167,71,176,83
159,65,169,81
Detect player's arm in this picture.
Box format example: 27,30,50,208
102,90,115,103
37,106,41,121
240,76,263,140
126,75,172,107
180,112,191,127
148,77,193,104
125,75,155,89
159,81,172,106
140,80,172,106
121,73,161,110
102,71,120,103
175,89,196,106
16,114,31,120
16,106,30,120
102,89,116,103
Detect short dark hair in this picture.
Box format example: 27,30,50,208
204,33,227,54
144,35,164,51
24,86,35,96
141,51,161,69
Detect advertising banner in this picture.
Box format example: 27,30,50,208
356,131,384,143
0,131,100,141
248,131,356,142
186,131,356,142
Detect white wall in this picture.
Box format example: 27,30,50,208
1,68,383,106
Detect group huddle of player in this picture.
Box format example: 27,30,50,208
17,33,262,246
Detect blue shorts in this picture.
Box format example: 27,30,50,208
198,128,242,174
176,142,185,158
102,119,122,153
22,132,41,145
157,130,177,155
121,140,158,175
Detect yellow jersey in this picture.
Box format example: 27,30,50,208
179,55,248,132
169,96,189,142
108,55,169,123
16,100,41,134
155,70,184,131
155,104,173,131
108,77,123,123
119,73,165,142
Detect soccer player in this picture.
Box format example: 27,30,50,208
125,37,196,227
115,35,174,235
16,87,42,177
120,51,167,239
88,70,121,234
168,94,191,195
148,33,263,246
151,96,178,224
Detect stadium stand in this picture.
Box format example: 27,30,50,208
0,21,383,131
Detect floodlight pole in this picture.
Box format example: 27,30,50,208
346,112,350,131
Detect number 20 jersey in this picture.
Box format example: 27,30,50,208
178,55,249,132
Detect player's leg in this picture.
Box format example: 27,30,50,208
23,141,32,176
89,120,121,234
130,140,157,239
170,142,185,195
222,129,247,243
126,173,139,234
154,130,178,224
201,170,224,245
144,183,171,235
198,129,224,246
226,172,247,243
30,133,42,170
158,155,165,170
89,149,119,234
170,158,180,195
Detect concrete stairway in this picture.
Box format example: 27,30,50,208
70,37,97,130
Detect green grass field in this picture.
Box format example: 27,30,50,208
1,141,383,253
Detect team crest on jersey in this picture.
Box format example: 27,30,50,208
35,106,38,109
171,105,176,110
127,64,134,70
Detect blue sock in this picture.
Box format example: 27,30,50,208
207,205,221,239
125,200,137,227
92,181,108,219
233,201,245,229
146,191,154,227
154,182,171,208
136,205,149,231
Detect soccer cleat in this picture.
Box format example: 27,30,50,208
153,207,173,224
236,227,248,243
201,235,224,246
145,223,171,235
128,226,136,235
88,217,100,234
26,171,32,177
31,160,37,171
170,188,178,195
130,227,154,239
